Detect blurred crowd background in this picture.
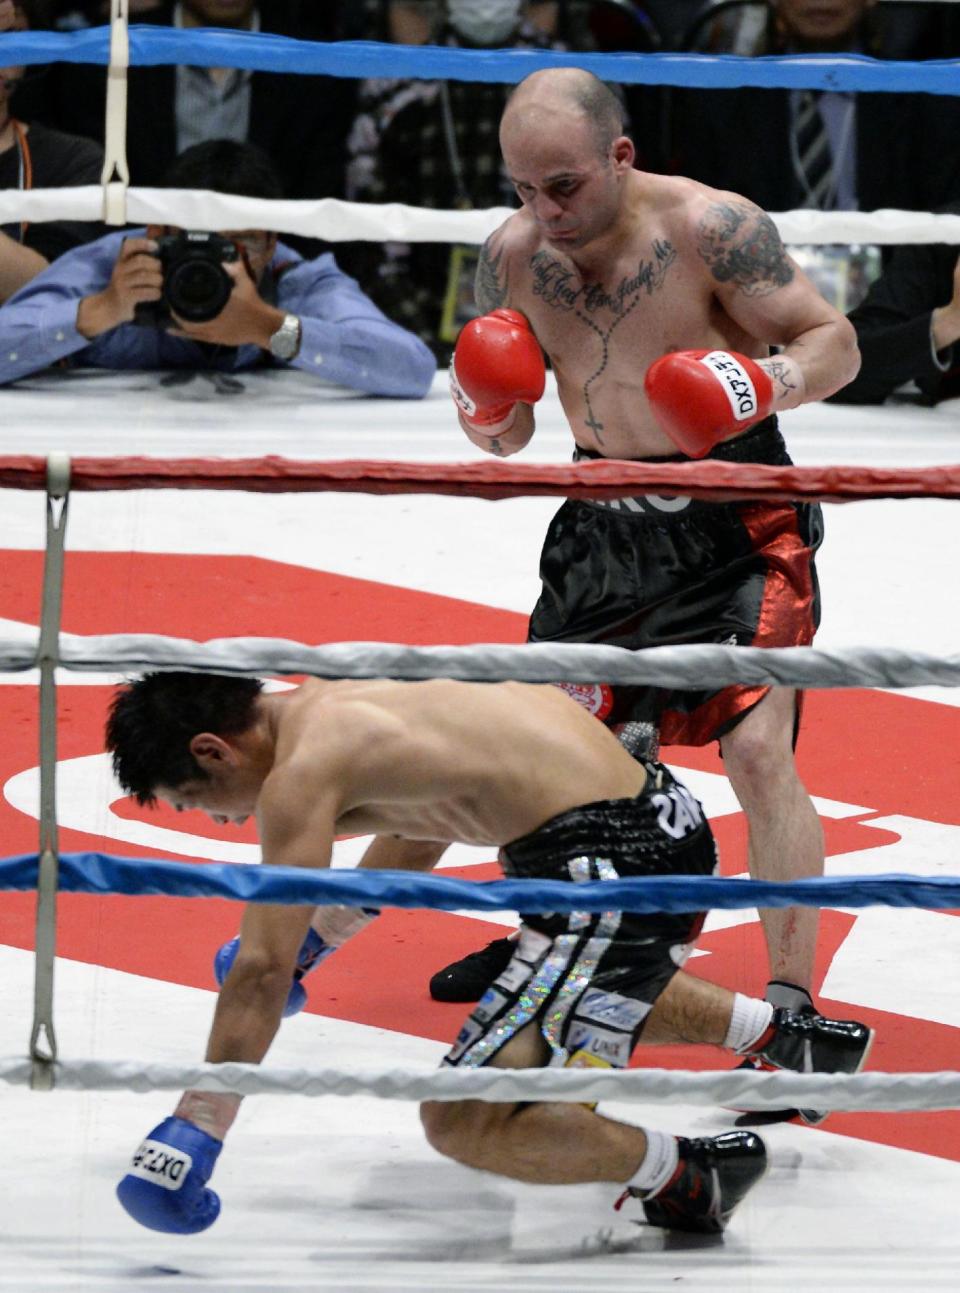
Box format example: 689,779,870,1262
3,0,960,369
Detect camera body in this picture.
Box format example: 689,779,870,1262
133,230,240,328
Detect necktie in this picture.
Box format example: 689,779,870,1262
794,90,834,209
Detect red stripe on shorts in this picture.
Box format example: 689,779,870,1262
658,501,818,747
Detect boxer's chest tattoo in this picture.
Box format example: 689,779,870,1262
528,240,677,445
529,240,676,315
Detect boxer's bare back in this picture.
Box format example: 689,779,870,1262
161,678,646,857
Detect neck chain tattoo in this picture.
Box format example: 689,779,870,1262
529,239,677,444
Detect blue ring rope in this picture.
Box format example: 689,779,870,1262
0,28,957,94
2,852,959,913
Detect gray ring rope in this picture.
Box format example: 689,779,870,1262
3,633,959,690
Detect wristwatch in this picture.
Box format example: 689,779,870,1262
268,312,302,361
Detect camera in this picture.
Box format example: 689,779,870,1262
133,231,240,328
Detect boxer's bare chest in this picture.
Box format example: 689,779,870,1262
507,228,734,456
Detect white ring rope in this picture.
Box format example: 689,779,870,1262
1,1056,958,1111
3,632,959,691
0,187,958,246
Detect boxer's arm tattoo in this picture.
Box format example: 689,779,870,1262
476,238,507,312
697,201,794,297
765,357,799,398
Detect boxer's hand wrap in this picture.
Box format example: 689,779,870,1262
644,349,774,458
116,1116,222,1234
450,308,545,434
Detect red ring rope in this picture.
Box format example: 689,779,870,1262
1,455,959,502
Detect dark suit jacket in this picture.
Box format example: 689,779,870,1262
0,121,105,260
828,202,960,405
667,86,960,215
14,2,353,202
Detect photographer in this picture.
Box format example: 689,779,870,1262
0,139,436,395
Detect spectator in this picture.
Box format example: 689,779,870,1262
668,0,960,214
0,138,436,394
53,2,169,21
640,0,702,48
681,0,957,60
827,201,960,405
343,0,563,363
0,0,104,302
14,1,354,210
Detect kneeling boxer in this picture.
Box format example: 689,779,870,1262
105,672,872,1238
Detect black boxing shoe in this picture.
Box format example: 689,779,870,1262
428,936,516,1003
737,1007,874,1126
731,1054,803,1128
617,1131,767,1235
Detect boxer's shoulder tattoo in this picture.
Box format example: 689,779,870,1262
476,237,507,312
697,200,793,297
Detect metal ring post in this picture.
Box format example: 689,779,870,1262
30,453,71,1090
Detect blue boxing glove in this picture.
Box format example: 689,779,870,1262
117,1116,222,1234
214,926,336,1018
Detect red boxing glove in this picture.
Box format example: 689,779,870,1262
450,308,546,433
644,349,774,458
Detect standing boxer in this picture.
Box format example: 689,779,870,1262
442,68,860,1113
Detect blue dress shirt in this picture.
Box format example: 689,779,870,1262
0,230,436,397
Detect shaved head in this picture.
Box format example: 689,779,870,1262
503,68,625,159
498,67,635,253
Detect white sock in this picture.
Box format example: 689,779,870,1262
627,1129,680,1198
725,993,775,1054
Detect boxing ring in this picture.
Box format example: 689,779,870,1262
3,6,960,1289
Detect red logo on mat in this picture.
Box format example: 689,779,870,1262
0,550,958,1166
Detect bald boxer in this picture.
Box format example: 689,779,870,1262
440,67,861,1044
105,672,871,1237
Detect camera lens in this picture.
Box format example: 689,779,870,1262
166,256,233,323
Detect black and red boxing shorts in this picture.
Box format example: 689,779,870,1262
528,417,823,747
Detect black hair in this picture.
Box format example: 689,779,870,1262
106,671,264,806
162,139,285,202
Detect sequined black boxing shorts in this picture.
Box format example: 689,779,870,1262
527,417,824,746
442,763,717,1072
